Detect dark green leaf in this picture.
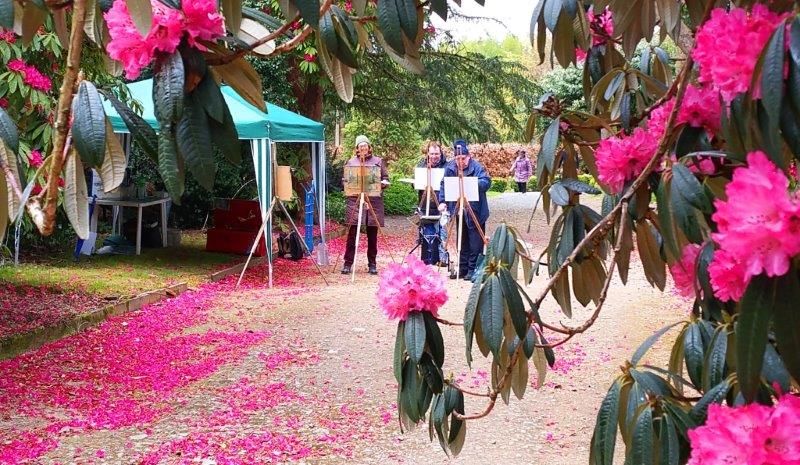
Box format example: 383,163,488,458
736,275,776,402
419,353,444,394
538,118,560,179
774,272,800,383
479,274,504,359
703,327,728,391
538,332,556,366
604,72,624,101
464,267,484,367
670,182,703,243
72,81,107,167
523,327,536,359
377,0,404,54
103,91,158,161
153,51,185,124
640,46,651,75
662,401,695,440
543,0,562,31
779,99,800,158
761,343,790,394
195,72,225,123
624,382,646,437
242,6,284,30
761,22,785,131
423,312,444,368
498,268,527,340
591,379,620,465
630,406,654,465
690,380,731,424
401,358,421,422
675,126,703,159
209,101,241,165
629,369,671,397
404,312,426,365
655,179,680,262
177,95,215,191
397,0,418,42
319,10,340,54
158,127,183,202
394,321,405,383
673,163,710,212
290,0,320,29
448,390,465,444
0,107,18,155
443,385,459,415
429,0,447,20
684,322,704,388
631,322,681,365
561,177,601,195
659,414,680,465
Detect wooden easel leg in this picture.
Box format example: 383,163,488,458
456,199,464,279
237,198,277,289
277,199,330,286
352,193,365,282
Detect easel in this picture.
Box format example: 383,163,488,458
445,147,488,279
407,157,443,267
334,152,397,282
236,146,329,288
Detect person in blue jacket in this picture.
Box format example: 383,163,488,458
438,139,491,280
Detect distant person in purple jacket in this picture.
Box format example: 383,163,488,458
510,149,533,193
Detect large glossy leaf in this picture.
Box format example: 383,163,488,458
511,353,529,400
404,312,426,365
690,379,731,424
630,406,654,465
498,267,527,340
463,267,484,367
543,0,562,31
64,150,89,239
631,322,681,366
419,353,443,394
703,327,728,391
158,128,183,202
72,82,107,167
479,274,504,359
761,22,785,132
635,221,666,290
591,379,620,465
537,118,560,179
99,120,126,193
397,0,418,42
684,322,704,389
430,0,447,20
208,100,241,165
659,413,680,465
236,18,276,56
655,179,680,262
736,275,776,402
671,163,711,213
103,92,158,161
423,312,444,368
377,0,404,54
773,272,800,383
177,95,215,191
0,107,19,154
291,0,320,29
316,37,354,102
153,52,185,124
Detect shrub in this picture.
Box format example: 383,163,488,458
327,191,346,223
383,178,418,215
490,178,508,192
526,175,538,191
577,173,601,191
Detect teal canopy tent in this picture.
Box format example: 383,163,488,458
103,79,328,276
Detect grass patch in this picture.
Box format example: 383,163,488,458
0,231,239,298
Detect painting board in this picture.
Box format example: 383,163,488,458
413,167,445,191
343,165,382,197
443,177,479,202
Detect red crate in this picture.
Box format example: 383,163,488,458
206,228,267,256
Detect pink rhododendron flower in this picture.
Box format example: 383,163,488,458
587,6,614,46
29,150,43,168
693,5,786,102
669,244,701,298
376,255,448,321
595,127,659,194
678,85,721,134
709,151,800,301
575,47,587,63
105,0,223,79
688,395,800,464
0,98,7,108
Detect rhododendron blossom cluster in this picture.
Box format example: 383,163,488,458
105,0,224,79
594,127,659,194
708,151,800,301
692,5,786,102
688,394,800,464
6,59,52,92
587,7,614,46
377,255,448,321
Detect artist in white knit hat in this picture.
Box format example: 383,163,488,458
341,135,390,275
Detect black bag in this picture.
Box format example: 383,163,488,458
277,231,304,261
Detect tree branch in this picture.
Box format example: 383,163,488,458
31,0,86,236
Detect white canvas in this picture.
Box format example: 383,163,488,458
413,167,445,191
443,176,479,202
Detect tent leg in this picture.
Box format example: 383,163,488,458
278,199,329,286
236,198,276,289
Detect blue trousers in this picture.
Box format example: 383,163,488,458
459,222,485,276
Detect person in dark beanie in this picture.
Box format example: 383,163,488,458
438,139,491,280
341,135,389,275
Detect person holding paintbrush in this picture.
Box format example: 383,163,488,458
341,135,389,275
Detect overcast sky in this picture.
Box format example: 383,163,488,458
429,0,537,42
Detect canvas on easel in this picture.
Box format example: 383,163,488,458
343,165,382,197
443,176,479,202
413,167,445,191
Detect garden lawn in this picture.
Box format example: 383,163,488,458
0,231,239,299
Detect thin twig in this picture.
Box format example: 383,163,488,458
434,316,463,327
443,380,491,398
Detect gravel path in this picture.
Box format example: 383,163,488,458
0,194,687,464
